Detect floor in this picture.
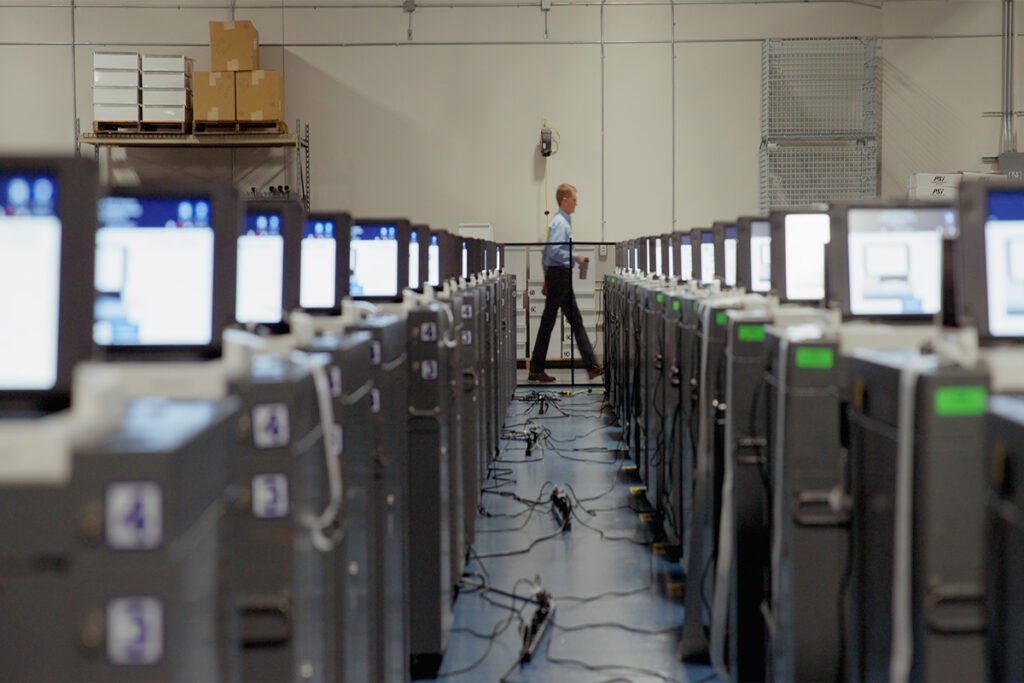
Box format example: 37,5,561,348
432,387,719,683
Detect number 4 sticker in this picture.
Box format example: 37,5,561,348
106,481,162,550
461,304,473,319
421,322,438,343
251,403,290,449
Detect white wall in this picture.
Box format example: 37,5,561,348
0,0,1014,244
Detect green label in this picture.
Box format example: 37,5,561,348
610,277,616,283
934,386,988,417
716,312,727,326
693,302,699,312
657,294,663,303
673,301,680,311
737,324,765,342
635,287,639,294
794,346,834,370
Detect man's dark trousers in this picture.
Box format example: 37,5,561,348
529,265,597,374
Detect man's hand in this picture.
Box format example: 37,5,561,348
576,254,585,267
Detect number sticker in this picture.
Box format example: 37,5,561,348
421,322,438,343
328,366,342,398
369,341,382,366
422,360,439,380
106,482,162,550
252,474,289,519
107,597,163,666
461,304,473,319
251,403,291,449
462,330,472,345
370,388,382,414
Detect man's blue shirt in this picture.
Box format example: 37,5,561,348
543,209,573,269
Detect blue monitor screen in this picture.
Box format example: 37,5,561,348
236,211,284,323
94,195,215,346
1,172,61,389
985,189,1024,336
350,224,398,297
300,218,337,310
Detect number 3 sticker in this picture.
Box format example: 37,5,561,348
107,597,163,666
252,474,289,519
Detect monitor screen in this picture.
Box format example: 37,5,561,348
633,244,639,272
750,220,771,293
496,245,502,271
409,229,421,290
654,237,663,275
784,213,830,301
846,207,950,316
350,224,399,297
461,240,469,279
667,237,675,280
95,195,215,345
428,233,441,286
985,190,1024,336
0,172,61,390
724,226,738,287
300,218,337,310
236,210,284,324
679,235,693,281
700,231,715,284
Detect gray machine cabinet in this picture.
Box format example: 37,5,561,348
228,356,335,683
354,314,410,683
642,285,669,515
764,332,845,682
661,292,684,544
846,351,988,682
407,304,454,679
673,292,705,568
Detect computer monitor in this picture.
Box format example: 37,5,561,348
496,243,503,271
409,224,430,292
828,201,953,320
468,238,484,275
691,228,715,284
770,210,830,303
460,238,469,279
713,221,739,287
652,236,664,276
350,218,410,301
635,238,648,274
300,212,351,314
437,229,461,283
675,231,693,281
427,231,442,287
236,200,302,328
958,180,1024,340
0,158,97,413
94,183,239,360
736,216,771,293
483,240,498,273
663,234,675,281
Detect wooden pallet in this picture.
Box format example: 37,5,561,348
139,120,189,134
193,120,288,135
93,120,141,134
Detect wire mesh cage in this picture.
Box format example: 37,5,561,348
759,142,878,212
761,37,878,139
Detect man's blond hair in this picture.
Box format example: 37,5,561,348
555,183,577,205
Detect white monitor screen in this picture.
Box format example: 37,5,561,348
724,226,738,287
667,238,675,280
633,246,639,272
847,208,950,316
95,195,215,345
235,211,284,324
461,241,468,278
409,230,421,290
496,246,502,271
680,238,693,281
700,232,715,284
0,172,61,389
783,213,830,301
350,224,398,297
750,221,771,293
985,190,1024,336
428,235,440,286
300,218,337,310
655,238,663,275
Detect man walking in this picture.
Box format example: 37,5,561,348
528,183,603,382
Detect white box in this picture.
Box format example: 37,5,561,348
142,105,190,122
93,87,140,105
142,88,189,106
93,103,140,122
142,71,190,89
908,172,962,189
94,70,139,87
141,54,193,72
93,52,140,70
908,186,958,201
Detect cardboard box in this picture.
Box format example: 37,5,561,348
142,88,189,106
142,71,190,89
142,105,190,123
141,54,193,72
193,71,234,122
93,87,140,105
93,104,140,122
235,70,283,122
94,70,140,87
93,51,140,70
209,21,259,72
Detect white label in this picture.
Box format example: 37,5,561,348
369,341,382,366
328,365,342,398
251,403,291,449
461,304,473,319
106,482,162,550
421,322,438,343
421,360,439,380
107,597,164,666
370,388,382,414
461,330,472,345
252,474,289,519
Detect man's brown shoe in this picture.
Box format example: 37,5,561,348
528,372,556,383
587,366,604,379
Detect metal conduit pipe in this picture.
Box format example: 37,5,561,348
1002,0,1017,153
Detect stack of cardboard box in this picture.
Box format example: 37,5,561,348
194,21,285,132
